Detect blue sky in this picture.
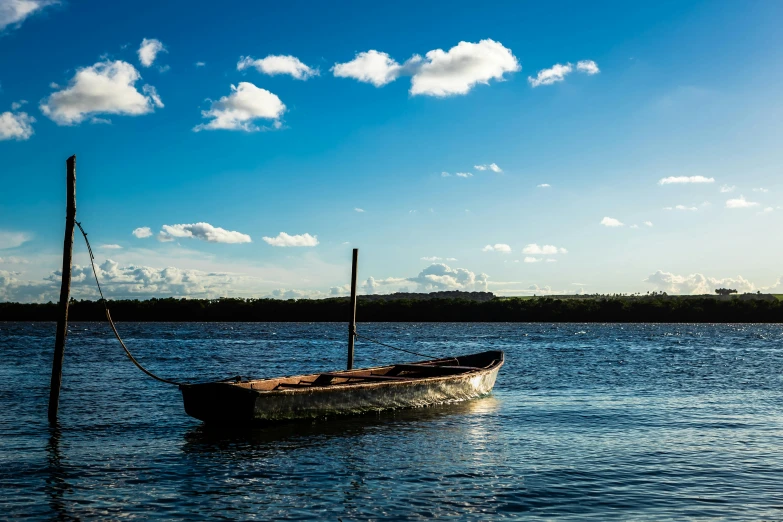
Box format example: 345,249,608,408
1,0,782,302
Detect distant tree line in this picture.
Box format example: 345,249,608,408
1,294,782,322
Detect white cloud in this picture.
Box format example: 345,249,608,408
237,55,318,80
137,38,166,67
576,60,600,75
0,0,57,31
600,217,623,227
333,39,520,97
10,100,27,110
521,244,567,255
760,207,773,214
262,232,318,247
546,258,557,263
752,187,769,193
482,243,512,253
725,195,759,209
644,270,756,295
475,163,502,173
41,60,163,125
630,224,639,229
658,175,715,185
332,50,410,87
0,111,34,140
132,227,152,238
408,263,489,292
672,205,698,211
354,208,365,212
410,40,519,97
523,257,540,263
441,171,450,177
421,256,442,262
0,231,31,249
456,172,473,178
195,61,206,67
99,244,122,250
644,221,653,227
528,63,572,87
159,223,252,244
194,82,285,132
720,184,736,193
362,276,410,294
537,183,551,188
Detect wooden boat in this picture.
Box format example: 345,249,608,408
180,351,504,423
179,249,504,423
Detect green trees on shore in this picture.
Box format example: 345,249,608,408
1,295,781,322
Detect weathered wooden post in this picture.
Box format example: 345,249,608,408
347,248,358,370
48,155,76,423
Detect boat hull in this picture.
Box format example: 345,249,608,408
180,350,503,424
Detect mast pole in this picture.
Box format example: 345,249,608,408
48,155,76,423
347,248,358,370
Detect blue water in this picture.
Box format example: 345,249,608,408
1,322,782,520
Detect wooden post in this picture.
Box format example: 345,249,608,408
48,155,76,423
347,248,358,370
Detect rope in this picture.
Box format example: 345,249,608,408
354,332,439,360
75,221,183,386
75,221,440,383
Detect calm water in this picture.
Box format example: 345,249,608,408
1,322,782,520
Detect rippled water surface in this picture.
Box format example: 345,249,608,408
1,322,782,520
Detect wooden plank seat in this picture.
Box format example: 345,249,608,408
311,372,412,386
387,364,483,376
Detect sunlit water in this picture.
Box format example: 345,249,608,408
1,322,782,520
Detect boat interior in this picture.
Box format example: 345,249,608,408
232,351,503,392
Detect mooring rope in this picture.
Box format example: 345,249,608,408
75,221,184,386
76,221,440,384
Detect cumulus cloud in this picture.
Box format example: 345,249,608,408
664,204,697,211
475,163,502,173
332,50,410,87
193,82,285,132
158,223,252,244
441,171,450,177
528,63,572,87
644,221,653,227
644,270,756,295
362,276,410,294
752,187,769,193
658,175,715,185
523,257,540,263
421,256,441,262
0,230,31,249
262,232,318,247
0,0,57,31
237,55,318,80
482,243,511,253
408,263,489,292
132,227,152,238
600,217,623,227
0,111,34,140
137,38,166,67
537,183,550,188
521,244,567,255
576,60,600,75
99,244,122,250
456,172,473,178
725,195,759,209
195,61,206,67
409,39,519,97
333,39,519,97
40,60,163,125
720,184,736,193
